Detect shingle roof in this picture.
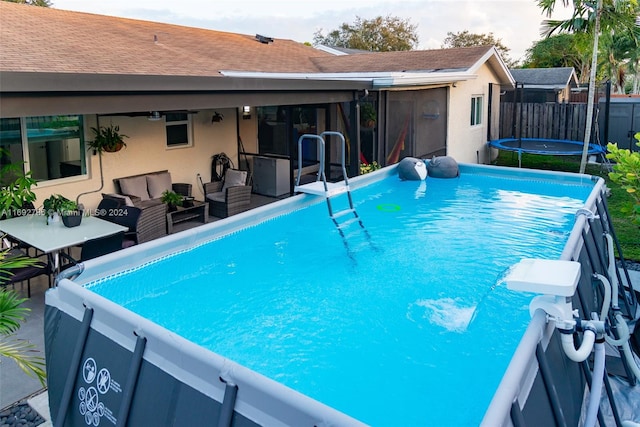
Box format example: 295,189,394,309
0,2,503,83
313,46,495,73
0,2,330,76
509,67,577,86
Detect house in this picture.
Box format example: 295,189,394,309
0,2,513,213
502,67,579,103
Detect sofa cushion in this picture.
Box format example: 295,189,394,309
119,175,150,201
222,169,247,192
147,172,172,199
206,192,225,203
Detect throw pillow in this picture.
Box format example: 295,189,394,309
119,176,150,201
147,172,172,199
222,169,247,192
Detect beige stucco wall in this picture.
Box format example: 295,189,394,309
31,108,241,211
446,65,502,164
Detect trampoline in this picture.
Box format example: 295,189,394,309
489,138,605,156
489,138,606,167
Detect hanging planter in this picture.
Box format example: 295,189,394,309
88,124,128,154
103,140,125,153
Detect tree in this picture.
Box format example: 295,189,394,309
441,30,517,67
599,28,640,93
2,0,52,5
537,0,639,173
313,15,418,52
523,33,592,82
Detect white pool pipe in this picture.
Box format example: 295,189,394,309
584,337,605,427
559,324,597,363
605,233,619,307
594,273,611,321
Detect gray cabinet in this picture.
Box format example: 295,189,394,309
253,157,290,197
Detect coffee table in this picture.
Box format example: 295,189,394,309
166,200,208,233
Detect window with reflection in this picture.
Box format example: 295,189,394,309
0,115,86,182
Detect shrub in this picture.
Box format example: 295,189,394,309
360,161,381,175
606,132,640,226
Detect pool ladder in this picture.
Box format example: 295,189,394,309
294,132,374,258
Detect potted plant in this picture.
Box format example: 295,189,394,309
59,198,82,227
88,124,128,154
360,103,377,128
161,190,183,212
0,150,38,219
43,194,82,226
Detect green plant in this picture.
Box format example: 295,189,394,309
360,161,381,175
360,103,377,127
606,133,640,226
161,190,183,208
0,254,46,386
43,194,77,216
88,124,128,153
0,149,38,218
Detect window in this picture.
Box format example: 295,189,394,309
165,113,192,148
0,115,86,183
471,96,483,126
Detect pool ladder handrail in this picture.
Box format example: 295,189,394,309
294,132,373,255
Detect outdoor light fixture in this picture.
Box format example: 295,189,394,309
241,106,251,120
148,111,162,121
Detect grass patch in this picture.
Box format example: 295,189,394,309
493,151,640,262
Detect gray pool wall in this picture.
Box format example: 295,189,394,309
482,172,624,426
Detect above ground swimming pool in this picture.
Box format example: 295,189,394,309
46,164,602,426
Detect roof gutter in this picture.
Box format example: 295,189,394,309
220,70,477,89
371,72,476,88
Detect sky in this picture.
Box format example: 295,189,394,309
51,0,573,64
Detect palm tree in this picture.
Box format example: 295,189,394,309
537,0,640,173
0,250,46,385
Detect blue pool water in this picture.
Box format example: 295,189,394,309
87,170,595,426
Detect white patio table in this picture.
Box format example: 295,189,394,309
0,214,127,272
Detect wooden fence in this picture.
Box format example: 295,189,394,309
499,102,591,141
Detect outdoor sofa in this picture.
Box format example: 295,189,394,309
102,170,192,243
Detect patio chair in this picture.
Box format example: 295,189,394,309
2,202,40,255
204,169,252,218
96,199,143,248
0,248,51,298
60,231,125,268
100,194,165,243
